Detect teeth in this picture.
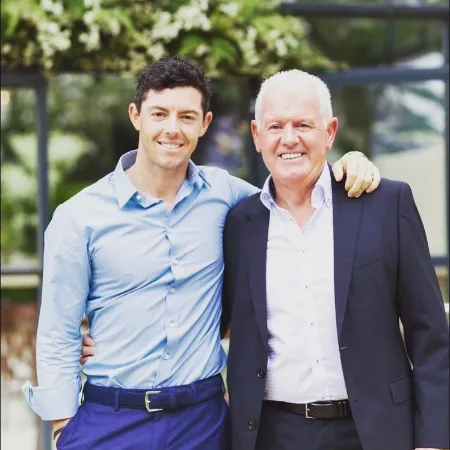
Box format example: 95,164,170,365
160,142,182,149
281,152,303,160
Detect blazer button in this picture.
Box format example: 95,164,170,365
248,420,257,430
257,369,266,379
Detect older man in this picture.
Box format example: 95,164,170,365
222,70,449,450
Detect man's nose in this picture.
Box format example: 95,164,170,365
164,115,180,134
280,124,297,146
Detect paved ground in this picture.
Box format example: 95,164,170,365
1,392,39,450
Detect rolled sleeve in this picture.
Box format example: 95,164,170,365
22,205,91,420
22,378,82,420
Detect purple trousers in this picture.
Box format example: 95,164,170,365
56,390,230,450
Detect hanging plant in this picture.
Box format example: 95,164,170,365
1,0,340,76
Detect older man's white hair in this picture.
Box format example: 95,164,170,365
254,70,333,126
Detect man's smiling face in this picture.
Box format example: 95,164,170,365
251,81,338,189
129,86,212,173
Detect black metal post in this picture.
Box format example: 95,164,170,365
35,81,52,450
280,3,449,21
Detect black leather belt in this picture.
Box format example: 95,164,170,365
264,399,351,419
83,374,223,412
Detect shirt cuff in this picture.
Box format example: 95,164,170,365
21,378,82,421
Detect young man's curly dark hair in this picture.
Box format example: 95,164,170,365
134,56,212,116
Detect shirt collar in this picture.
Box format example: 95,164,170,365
113,150,210,209
260,163,332,211
113,150,139,209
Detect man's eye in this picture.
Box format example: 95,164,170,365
181,115,195,121
151,112,165,118
298,123,312,129
268,124,281,130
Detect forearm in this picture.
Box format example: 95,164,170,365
22,205,90,420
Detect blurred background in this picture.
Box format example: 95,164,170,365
1,0,449,448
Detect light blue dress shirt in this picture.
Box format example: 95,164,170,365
22,150,258,420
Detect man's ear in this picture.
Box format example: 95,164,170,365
129,103,140,131
326,117,339,151
251,120,261,153
200,111,213,136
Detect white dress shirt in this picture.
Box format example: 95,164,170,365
260,164,348,403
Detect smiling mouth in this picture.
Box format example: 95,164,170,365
280,152,305,160
158,142,184,150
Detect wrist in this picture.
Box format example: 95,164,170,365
53,427,65,441
52,417,70,431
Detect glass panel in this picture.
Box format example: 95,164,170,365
47,74,136,210
196,78,252,181
435,265,449,306
330,75,447,258
1,87,39,267
1,86,40,449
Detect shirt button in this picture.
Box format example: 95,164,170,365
173,258,178,265
170,287,176,294
248,420,257,430
164,354,170,360
136,194,142,200
256,369,265,379
169,321,176,328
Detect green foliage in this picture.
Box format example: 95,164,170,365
1,0,338,76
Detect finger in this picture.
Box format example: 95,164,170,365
352,161,374,196
82,333,95,347
81,345,95,357
80,356,92,366
332,159,344,182
344,155,359,192
366,166,381,193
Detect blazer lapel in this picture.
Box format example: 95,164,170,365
331,168,362,337
244,198,270,349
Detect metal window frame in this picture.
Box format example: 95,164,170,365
280,2,450,21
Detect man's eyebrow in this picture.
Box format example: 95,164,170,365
179,109,200,116
147,106,200,116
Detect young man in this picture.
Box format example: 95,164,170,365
23,57,380,450
222,69,449,450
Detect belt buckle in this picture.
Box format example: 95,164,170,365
145,391,162,413
304,403,316,419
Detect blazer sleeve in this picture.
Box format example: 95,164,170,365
396,182,449,448
221,212,239,339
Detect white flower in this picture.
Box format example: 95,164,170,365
219,2,239,18
285,34,298,48
274,39,287,57
247,27,257,42
151,12,182,41
268,29,280,40
84,0,101,9
52,30,71,51
109,18,121,36
79,25,101,51
39,21,60,34
83,11,96,25
195,44,209,56
147,43,165,60
197,0,208,12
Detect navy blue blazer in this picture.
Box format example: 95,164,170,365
222,168,449,450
